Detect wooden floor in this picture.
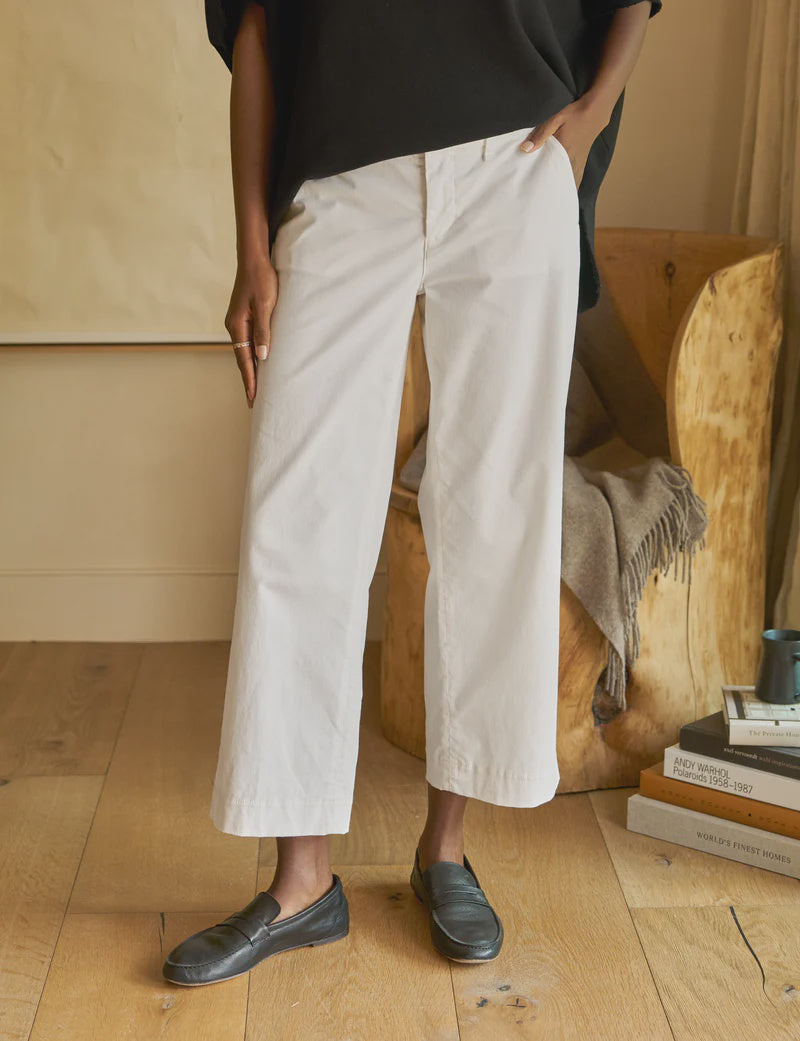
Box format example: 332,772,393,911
1,640,799,1041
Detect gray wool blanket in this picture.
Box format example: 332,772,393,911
397,283,710,721
561,450,708,717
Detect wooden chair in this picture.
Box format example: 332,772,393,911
379,228,785,791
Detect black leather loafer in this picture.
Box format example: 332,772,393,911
162,874,349,986
410,847,503,963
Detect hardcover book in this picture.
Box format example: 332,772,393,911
722,684,800,746
641,759,800,838
664,742,800,812
626,793,800,880
679,710,800,779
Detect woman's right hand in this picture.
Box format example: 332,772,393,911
225,253,279,409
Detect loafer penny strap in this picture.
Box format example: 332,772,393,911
215,910,272,945
427,883,490,911
213,890,282,945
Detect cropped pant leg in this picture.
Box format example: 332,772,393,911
210,157,425,837
416,127,580,807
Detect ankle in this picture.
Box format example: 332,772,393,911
272,837,332,892
267,870,334,921
417,832,465,873
270,865,333,895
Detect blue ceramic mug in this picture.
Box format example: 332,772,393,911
755,629,800,704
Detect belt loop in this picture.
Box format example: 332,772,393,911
481,137,490,161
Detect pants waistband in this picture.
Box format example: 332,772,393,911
411,123,540,166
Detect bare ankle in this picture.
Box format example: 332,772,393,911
268,835,333,920
267,872,333,921
417,832,465,873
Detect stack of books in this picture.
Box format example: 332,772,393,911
626,684,800,879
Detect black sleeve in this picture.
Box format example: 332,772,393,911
204,0,267,74
583,0,663,18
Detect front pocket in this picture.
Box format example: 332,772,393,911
482,123,538,161
548,134,579,193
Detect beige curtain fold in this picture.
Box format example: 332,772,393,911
732,0,800,627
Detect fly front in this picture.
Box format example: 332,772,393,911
422,148,457,250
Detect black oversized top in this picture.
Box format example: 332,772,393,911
204,0,662,313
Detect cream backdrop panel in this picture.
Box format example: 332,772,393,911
1,0,234,342
0,0,751,639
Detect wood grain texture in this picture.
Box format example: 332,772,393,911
632,904,800,1040
584,548,698,784
447,792,672,1041
554,580,614,786
0,641,142,777
380,509,429,761
0,776,103,1041
392,299,431,482
590,788,800,908
28,913,249,1041
8,641,800,1038
248,865,460,1041
591,229,776,400
68,642,258,914
0,642,18,677
669,244,785,719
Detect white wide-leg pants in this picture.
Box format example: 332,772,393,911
210,123,581,837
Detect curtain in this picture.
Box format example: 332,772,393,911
732,0,800,627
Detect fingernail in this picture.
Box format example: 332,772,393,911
520,140,534,152
256,344,268,361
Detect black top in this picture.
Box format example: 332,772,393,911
205,0,662,313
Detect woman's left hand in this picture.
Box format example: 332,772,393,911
519,94,613,189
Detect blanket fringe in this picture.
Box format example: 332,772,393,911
602,461,709,715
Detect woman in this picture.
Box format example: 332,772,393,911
164,0,661,986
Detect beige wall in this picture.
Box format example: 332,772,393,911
599,0,750,234
0,0,750,640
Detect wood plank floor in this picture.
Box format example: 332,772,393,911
1,640,799,1040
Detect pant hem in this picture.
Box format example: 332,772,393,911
424,757,560,809
209,793,353,838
